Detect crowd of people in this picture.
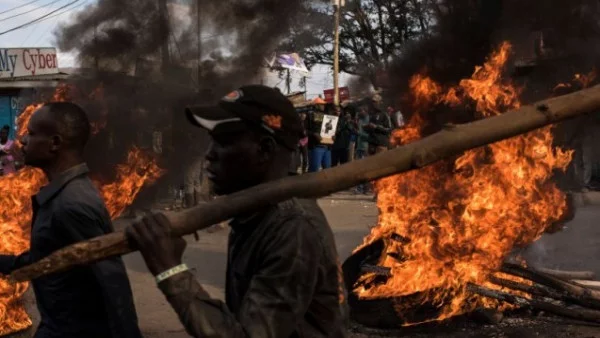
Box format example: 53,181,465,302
295,97,405,193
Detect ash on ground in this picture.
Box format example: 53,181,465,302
349,313,600,338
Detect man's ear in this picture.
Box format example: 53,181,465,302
257,136,276,163
50,134,63,152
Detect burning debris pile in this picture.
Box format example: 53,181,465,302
0,86,163,336
342,42,595,327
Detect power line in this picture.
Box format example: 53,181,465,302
0,0,65,23
31,0,87,23
21,0,66,45
29,0,88,46
0,0,80,36
0,0,44,16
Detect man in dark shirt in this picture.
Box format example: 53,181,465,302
126,85,348,337
0,102,142,338
332,108,353,166
365,103,392,154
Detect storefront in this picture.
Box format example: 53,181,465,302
0,47,68,137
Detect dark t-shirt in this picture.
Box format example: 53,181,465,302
367,110,392,147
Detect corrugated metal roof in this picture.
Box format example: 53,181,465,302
0,80,60,88
0,72,70,82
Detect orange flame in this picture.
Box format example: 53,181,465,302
0,85,164,335
100,148,165,219
553,68,597,92
355,42,573,323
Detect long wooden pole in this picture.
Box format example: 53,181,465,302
196,0,202,87
333,1,341,106
11,85,600,282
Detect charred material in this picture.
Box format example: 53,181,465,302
343,237,600,328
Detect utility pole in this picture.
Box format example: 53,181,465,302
332,0,343,106
197,0,202,87
158,0,170,75
302,76,307,94
286,69,291,94
94,24,99,71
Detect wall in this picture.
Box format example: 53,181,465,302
0,96,11,133
0,94,26,138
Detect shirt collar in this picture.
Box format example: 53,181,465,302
35,163,90,206
229,206,273,232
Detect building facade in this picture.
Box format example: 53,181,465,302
0,47,67,137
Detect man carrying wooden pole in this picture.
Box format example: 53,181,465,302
127,85,348,337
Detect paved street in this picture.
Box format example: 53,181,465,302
129,196,600,337
13,194,600,337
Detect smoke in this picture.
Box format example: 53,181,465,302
52,0,305,203
388,0,600,117
387,1,503,117
384,0,600,190
56,0,169,70
56,0,304,90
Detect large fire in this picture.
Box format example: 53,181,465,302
0,85,163,335
355,42,574,323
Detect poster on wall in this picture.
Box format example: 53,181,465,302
0,48,59,78
319,114,339,145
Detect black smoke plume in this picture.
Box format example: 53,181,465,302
385,0,600,188
52,0,305,204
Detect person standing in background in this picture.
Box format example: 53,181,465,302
346,105,357,162
0,125,16,176
298,112,309,173
388,106,405,129
354,107,370,160
366,103,392,154
307,104,334,172
353,108,370,194
331,108,352,166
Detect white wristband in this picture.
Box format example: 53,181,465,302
155,264,189,284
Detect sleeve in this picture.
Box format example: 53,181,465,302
158,217,321,338
0,252,32,275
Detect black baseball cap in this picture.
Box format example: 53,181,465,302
186,85,303,150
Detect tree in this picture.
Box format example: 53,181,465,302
280,0,435,86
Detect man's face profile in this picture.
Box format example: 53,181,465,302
205,127,265,195
22,108,59,168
